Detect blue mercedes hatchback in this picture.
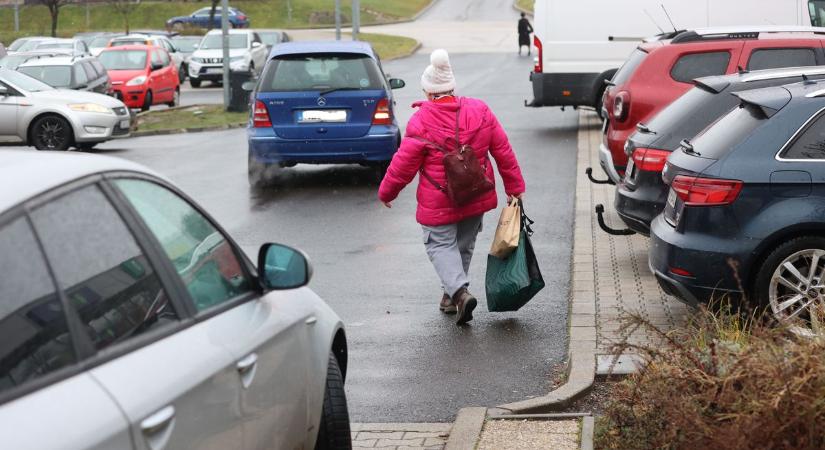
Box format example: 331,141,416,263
247,41,406,186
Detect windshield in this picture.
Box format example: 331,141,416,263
172,38,200,52
14,40,46,53
17,65,72,88
111,38,148,47
99,50,147,70
689,104,766,159
0,54,30,70
198,34,247,50
611,48,648,86
35,42,72,50
90,36,115,47
259,32,281,46
260,53,384,92
0,69,54,92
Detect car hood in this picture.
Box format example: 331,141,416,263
193,48,247,58
107,69,148,83
30,89,127,108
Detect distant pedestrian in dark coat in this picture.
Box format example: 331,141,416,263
518,12,533,56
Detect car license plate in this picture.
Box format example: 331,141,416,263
206,67,223,74
299,110,347,123
625,158,635,181
119,120,130,129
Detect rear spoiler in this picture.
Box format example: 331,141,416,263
732,87,792,118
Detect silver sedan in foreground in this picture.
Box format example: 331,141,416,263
0,68,131,150
0,151,351,450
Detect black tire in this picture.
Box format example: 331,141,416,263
190,78,202,88
141,90,153,112
314,353,351,450
595,86,606,120
167,88,180,108
753,236,825,323
77,142,97,151
30,115,73,151
178,64,186,83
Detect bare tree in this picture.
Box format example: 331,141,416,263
107,0,141,34
38,0,70,37
207,0,219,31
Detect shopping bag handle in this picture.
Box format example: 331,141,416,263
518,199,535,236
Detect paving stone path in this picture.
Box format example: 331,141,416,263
351,423,450,449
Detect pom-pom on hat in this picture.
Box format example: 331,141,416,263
421,49,456,94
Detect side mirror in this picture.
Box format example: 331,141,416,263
241,80,256,91
257,243,312,290
0,85,8,96
151,62,163,71
252,42,262,48
388,78,405,90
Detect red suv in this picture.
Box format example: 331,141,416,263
98,44,180,111
599,27,825,184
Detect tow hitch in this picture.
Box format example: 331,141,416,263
595,204,636,236
586,168,614,185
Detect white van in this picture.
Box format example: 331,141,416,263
526,0,822,113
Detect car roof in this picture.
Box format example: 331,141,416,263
0,151,163,215
103,44,153,51
732,79,825,118
268,40,376,59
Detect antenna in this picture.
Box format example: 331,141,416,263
643,9,665,34
661,4,678,33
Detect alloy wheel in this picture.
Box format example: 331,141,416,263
769,248,825,336
36,118,68,150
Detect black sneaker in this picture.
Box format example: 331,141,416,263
453,288,477,325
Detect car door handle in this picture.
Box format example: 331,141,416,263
236,353,259,389
141,405,176,434
305,316,317,325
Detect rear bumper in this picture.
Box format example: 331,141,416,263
599,143,622,184
527,72,599,107
604,124,632,176
614,178,668,236
248,127,398,164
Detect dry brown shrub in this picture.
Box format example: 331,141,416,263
595,304,825,450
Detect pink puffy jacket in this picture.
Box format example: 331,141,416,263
378,97,526,226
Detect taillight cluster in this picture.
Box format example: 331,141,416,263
671,175,743,206
533,36,543,73
253,100,271,128
372,98,392,125
631,148,669,172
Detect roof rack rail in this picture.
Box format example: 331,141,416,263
741,66,825,82
672,26,825,44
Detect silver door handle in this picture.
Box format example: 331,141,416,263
305,316,317,325
236,353,258,373
141,405,176,434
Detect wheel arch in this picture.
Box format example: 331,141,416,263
747,223,825,291
592,69,617,100
26,111,76,146
331,327,348,383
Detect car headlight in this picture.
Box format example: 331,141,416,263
68,103,113,114
126,75,147,86
191,57,203,63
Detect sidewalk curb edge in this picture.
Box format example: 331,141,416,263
445,407,486,450
580,416,595,450
131,122,246,138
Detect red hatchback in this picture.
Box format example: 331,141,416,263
98,44,180,111
599,27,825,184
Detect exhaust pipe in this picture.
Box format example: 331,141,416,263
595,204,636,236
586,168,614,185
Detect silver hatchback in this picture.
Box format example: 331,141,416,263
0,152,351,450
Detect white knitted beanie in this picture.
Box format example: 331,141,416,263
421,49,456,94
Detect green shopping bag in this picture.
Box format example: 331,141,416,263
485,203,545,312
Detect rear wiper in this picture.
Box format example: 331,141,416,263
636,122,656,134
318,87,361,96
680,139,701,156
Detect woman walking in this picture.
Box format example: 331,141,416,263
518,12,533,56
378,49,526,325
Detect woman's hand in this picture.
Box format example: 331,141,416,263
382,201,392,208
508,193,525,203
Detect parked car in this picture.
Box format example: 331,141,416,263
0,68,131,150
88,33,123,57
166,6,250,31
600,26,825,184
0,50,72,70
171,35,202,81
613,66,825,236
130,29,180,38
72,31,108,46
0,150,351,450
16,56,112,95
256,29,291,52
650,79,825,335
99,45,180,111
188,29,266,87
7,36,51,53
247,41,406,187
32,38,90,56
109,34,186,82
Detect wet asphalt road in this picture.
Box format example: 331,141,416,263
3,4,580,423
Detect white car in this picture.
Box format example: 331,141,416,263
0,68,130,150
188,29,267,87
31,38,90,57
0,151,351,450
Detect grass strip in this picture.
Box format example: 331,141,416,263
136,104,246,133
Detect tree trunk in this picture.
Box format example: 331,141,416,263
49,5,58,37
208,0,218,31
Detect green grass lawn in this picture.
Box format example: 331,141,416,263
357,32,418,60
0,0,431,43
515,0,533,13
136,105,247,132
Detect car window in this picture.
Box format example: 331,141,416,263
261,53,385,92
151,50,163,68
91,60,107,77
17,65,72,88
90,36,113,48
157,50,170,67
670,51,731,84
0,216,75,397
690,104,766,160
73,63,88,86
115,180,253,312
781,112,825,159
30,186,179,352
81,61,97,80
810,0,825,26
747,48,817,71
612,48,648,86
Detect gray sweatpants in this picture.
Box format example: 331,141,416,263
422,215,484,298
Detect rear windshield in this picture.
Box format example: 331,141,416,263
111,38,148,47
0,54,30,70
17,65,72,88
645,85,741,149
687,104,766,159
99,50,147,70
259,53,384,92
611,48,647,86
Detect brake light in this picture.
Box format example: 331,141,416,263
372,98,392,125
533,35,543,73
631,148,670,172
237,15,247,20
669,267,693,277
253,100,271,128
613,91,630,122
671,175,743,206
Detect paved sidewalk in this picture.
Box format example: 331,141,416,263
352,423,450,449
575,112,691,357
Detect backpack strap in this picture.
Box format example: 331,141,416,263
410,135,448,192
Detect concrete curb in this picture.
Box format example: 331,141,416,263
131,122,245,138
494,112,597,414
512,1,534,17
580,416,594,450
445,407,486,450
